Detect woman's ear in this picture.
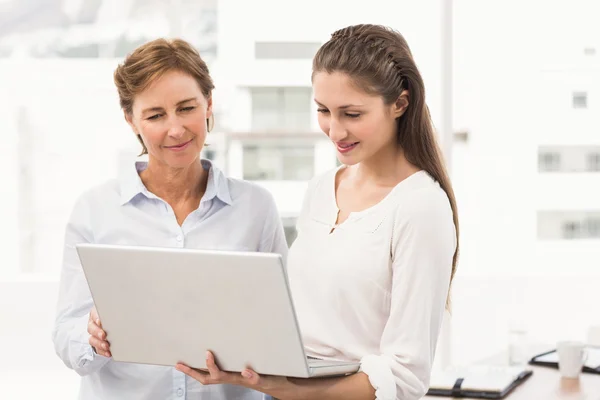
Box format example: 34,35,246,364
124,111,136,133
392,90,409,118
206,95,213,118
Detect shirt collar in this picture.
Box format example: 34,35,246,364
200,159,232,206
119,159,232,206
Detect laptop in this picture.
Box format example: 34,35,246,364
76,243,360,378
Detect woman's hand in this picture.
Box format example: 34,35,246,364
176,351,293,398
178,352,375,400
88,307,111,358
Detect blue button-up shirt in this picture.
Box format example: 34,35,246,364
52,159,288,400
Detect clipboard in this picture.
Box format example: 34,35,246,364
529,346,600,374
427,366,533,399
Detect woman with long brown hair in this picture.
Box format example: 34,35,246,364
179,24,459,400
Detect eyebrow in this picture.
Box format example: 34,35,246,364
314,99,364,109
141,97,198,114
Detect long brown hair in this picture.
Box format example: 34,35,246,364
313,24,459,307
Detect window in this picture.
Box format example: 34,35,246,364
538,151,560,172
255,42,321,59
572,92,588,109
562,221,580,239
586,152,600,172
243,144,314,181
538,146,600,173
587,218,600,237
251,87,312,131
538,211,600,239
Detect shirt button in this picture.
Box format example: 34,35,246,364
176,235,183,242
177,388,184,397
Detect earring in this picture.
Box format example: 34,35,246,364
135,133,148,155
206,115,215,132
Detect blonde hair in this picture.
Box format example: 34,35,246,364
114,38,215,155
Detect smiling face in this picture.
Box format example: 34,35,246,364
125,69,212,169
312,71,407,166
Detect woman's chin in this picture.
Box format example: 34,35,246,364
153,152,201,169
336,152,361,166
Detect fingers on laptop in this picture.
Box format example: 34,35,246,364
89,335,112,358
88,308,111,357
205,351,220,375
176,363,208,383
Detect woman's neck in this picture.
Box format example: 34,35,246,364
139,159,207,204
351,144,420,188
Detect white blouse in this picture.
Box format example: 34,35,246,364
287,167,456,400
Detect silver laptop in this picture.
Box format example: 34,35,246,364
76,243,360,378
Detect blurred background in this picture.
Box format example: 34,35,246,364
1,0,599,398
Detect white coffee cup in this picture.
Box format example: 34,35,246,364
557,341,587,379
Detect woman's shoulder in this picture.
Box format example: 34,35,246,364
66,179,122,222
225,176,276,204
305,166,339,197
392,171,454,226
75,179,122,206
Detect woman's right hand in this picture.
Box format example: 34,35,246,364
88,307,111,358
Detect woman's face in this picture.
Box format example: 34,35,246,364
126,70,212,169
312,71,407,166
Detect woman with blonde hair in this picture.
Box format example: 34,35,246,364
52,38,287,400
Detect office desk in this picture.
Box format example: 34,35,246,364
425,353,600,400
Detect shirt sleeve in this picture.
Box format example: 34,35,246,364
359,189,456,400
258,191,289,265
52,194,111,376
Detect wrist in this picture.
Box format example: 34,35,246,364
265,378,301,400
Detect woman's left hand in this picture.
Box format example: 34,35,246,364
176,351,291,397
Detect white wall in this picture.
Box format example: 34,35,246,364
452,0,541,277
449,275,600,366
0,59,140,276
0,92,20,276
0,278,80,398
537,67,600,145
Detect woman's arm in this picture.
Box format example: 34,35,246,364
279,372,375,400
363,188,456,399
177,352,376,400
52,194,111,375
